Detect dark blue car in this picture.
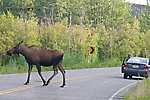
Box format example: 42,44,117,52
122,57,150,79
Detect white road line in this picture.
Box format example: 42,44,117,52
108,81,138,100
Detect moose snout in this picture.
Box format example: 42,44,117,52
7,51,12,56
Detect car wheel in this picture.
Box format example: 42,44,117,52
121,66,124,73
129,75,132,79
144,75,148,79
124,74,127,79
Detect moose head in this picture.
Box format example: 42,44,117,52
7,40,23,56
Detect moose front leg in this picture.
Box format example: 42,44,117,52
36,65,46,86
24,64,33,85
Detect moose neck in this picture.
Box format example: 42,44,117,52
19,45,30,57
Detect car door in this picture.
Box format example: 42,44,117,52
121,57,126,73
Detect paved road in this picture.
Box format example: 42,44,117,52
0,67,142,100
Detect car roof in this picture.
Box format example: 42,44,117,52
127,57,149,64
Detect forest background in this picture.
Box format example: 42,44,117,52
0,0,150,73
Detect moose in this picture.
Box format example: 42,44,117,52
7,41,65,87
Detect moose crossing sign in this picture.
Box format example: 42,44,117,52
90,47,95,54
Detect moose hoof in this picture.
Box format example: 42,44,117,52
24,82,28,85
43,84,46,86
60,84,65,88
43,83,49,86
45,81,50,86
42,81,47,86
42,83,47,86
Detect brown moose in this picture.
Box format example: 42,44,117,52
7,40,65,87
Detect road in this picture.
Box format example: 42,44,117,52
0,67,142,100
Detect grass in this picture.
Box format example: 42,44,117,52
62,53,121,70
0,55,27,74
0,53,121,74
124,77,150,100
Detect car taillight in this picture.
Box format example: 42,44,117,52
144,66,148,69
124,64,128,67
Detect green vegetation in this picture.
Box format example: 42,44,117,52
124,77,150,100
0,0,149,74
0,53,121,74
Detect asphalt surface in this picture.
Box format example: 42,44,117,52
0,67,142,100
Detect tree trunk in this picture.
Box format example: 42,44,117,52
110,34,112,58
72,27,76,51
51,7,54,25
69,11,72,53
145,48,147,58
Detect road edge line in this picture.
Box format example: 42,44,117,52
108,81,138,100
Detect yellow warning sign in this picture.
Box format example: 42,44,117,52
90,47,95,54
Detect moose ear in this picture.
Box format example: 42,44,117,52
19,40,23,44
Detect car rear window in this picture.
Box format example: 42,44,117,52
127,57,147,64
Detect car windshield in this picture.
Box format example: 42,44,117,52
127,57,147,64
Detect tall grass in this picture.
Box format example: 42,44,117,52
124,77,150,100
0,53,121,74
62,53,121,69
0,55,28,74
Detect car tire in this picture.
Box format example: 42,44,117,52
121,66,124,73
144,75,148,79
129,75,132,79
124,74,127,79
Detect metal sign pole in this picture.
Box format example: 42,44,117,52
91,54,93,64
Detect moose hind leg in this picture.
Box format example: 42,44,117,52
58,64,66,87
24,64,33,85
36,65,46,86
46,66,58,86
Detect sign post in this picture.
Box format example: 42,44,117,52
90,47,95,64
91,53,93,64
